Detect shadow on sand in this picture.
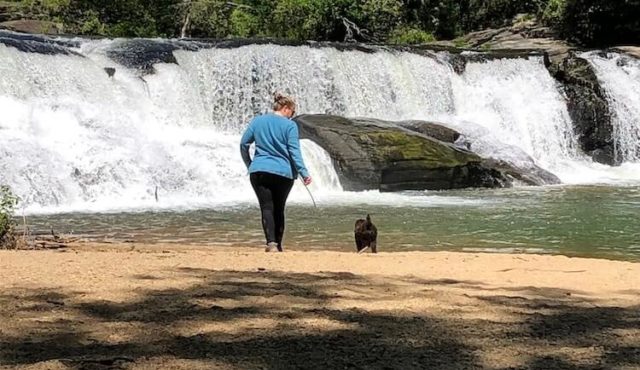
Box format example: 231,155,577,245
0,269,638,369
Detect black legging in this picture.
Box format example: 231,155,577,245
250,172,294,251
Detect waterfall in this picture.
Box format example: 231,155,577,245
172,47,586,176
441,56,583,182
0,40,343,213
170,45,455,131
582,51,640,163
1,32,639,213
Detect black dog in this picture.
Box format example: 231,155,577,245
354,214,378,253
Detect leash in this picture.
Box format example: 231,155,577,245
300,177,317,208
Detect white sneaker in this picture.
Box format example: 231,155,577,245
265,242,278,252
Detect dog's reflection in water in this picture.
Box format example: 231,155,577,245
354,214,378,253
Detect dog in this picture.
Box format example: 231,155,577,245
354,214,378,253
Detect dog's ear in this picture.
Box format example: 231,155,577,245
366,214,371,223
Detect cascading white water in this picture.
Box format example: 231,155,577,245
0,41,343,213
171,45,455,130
452,57,579,168
2,34,640,214
582,51,640,163
173,46,603,182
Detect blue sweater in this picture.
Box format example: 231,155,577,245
240,113,310,179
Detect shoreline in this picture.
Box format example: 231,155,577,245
1,243,639,369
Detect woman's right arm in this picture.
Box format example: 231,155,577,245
239,122,255,169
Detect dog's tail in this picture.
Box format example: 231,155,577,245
366,214,372,225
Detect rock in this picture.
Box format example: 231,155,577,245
104,67,116,78
396,121,461,143
0,29,80,55
436,18,571,70
295,114,511,191
0,19,63,35
552,55,616,164
407,44,545,75
611,46,640,60
105,39,182,75
399,120,561,185
481,158,561,185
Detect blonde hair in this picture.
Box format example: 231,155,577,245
272,93,296,112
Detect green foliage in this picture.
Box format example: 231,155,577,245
21,0,69,16
513,13,536,24
0,185,18,249
387,25,435,45
3,0,639,47
461,0,546,30
185,0,231,38
453,37,469,48
230,7,260,38
560,0,640,47
78,9,104,34
358,0,403,40
269,0,321,40
541,0,565,27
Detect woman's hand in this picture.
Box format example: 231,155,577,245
303,176,312,186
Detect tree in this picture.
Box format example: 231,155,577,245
561,0,640,46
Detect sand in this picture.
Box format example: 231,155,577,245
0,243,639,369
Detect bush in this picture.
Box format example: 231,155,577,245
79,9,105,35
21,0,70,18
0,185,18,249
459,0,547,31
183,0,231,38
387,25,435,44
230,7,260,38
541,0,565,27
269,0,321,40
358,0,403,40
453,37,469,48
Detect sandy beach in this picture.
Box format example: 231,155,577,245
1,243,639,369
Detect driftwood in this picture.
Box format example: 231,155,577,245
19,228,81,250
341,17,371,42
34,241,68,249
8,214,81,250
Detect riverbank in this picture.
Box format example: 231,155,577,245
1,243,638,369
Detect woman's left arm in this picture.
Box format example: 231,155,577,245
286,123,309,178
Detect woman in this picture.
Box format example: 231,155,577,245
240,93,312,252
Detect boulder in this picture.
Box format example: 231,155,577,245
0,29,80,55
396,121,461,143
552,55,616,164
448,19,572,66
0,19,63,35
611,46,640,60
396,120,561,185
294,114,510,191
480,158,561,186
105,39,183,75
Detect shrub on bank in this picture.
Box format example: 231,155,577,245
0,185,18,249
388,25,435,44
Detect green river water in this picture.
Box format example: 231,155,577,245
24,184,640,261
